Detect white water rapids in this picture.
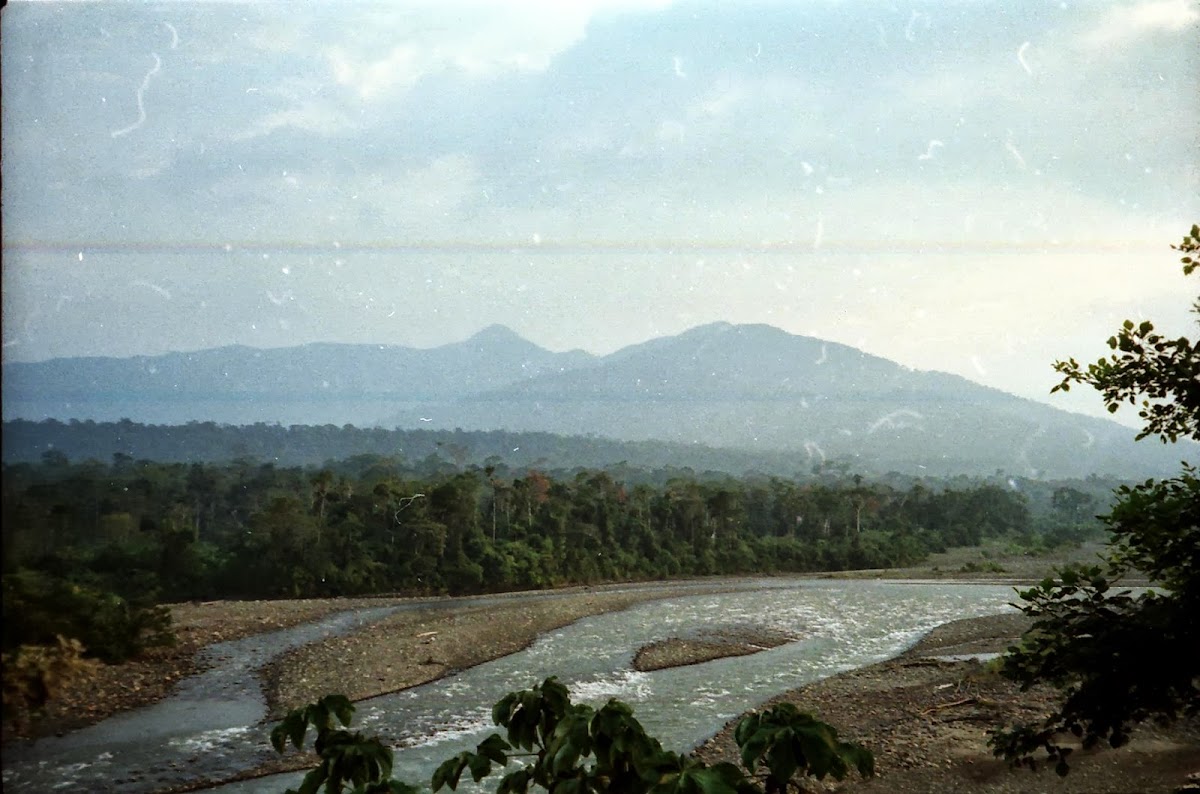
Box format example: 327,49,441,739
1,579,1020,793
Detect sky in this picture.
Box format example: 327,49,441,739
2,0,1197,423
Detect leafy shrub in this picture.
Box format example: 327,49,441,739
271,694,419,794
735,703,874,794
989,227,1200,775
1,569,174,664
959,560,1006,574
272,678,873,794
2,635,100,726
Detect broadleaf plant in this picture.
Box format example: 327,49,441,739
274,678,872,794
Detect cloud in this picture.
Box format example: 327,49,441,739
234,100,353,140
326,44,426,101
386,154,483,218
2,0,1194,375
199,154,486,242
1078,0,1200,50
321,1,672,101
694,79,748,117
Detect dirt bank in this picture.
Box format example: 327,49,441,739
13,572,1195,793
693,613,1200,794
6,545,1090,742
263,582,750,717
2,596,411,742
4,581,751,742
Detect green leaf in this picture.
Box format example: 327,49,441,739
734,704,871,786
549,733,582,775
326,694,356,727
270,719,291,754
476,733,511,765
432,754,467,792
468,752,493,782
493,692,518,727
496,768,532,794
296,767,326,794
287,713,309,751
840,742,875,778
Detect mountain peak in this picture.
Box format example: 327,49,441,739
451,326,540,352
443,324,557,358
673,321,819,350
467,324,527,345
685,321,735,335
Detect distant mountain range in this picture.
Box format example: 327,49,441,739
2,324,594,427
3,322,1191,478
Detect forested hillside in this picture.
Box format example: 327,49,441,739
3,419,823,476
6,322,1191,478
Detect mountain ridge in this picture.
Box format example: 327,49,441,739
3,322,1190,478
376,323,1190,479
1,325,594,426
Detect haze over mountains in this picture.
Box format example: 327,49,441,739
3,322,1190,478
2,324,594,428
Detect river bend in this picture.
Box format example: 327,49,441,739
1,579,1018,793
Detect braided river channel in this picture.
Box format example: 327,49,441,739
2,579,1021,794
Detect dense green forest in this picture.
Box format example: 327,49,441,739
2,443,1109,655
0,451,1103,772
2,419,826,475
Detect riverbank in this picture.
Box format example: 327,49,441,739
694,613,1200,793
2,596,410,741
2,580,754,742
9,543,1112,742
2,550,1083,743
10,568,1194,794
263,581,754,718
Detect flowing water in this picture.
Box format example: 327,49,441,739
1,579,1019,794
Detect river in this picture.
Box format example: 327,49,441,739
1,579,1020,794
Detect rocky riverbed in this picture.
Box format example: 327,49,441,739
7,568,1195,794
2,581,751,743
4,547,1105,742
631,626,799,672
694,613,1200,794
262,582,751,718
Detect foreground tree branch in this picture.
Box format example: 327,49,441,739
990,225,1200,775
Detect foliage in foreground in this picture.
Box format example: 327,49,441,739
0,571,175,732
1050,224,1200,443
1,569,174,664
989,225,1200,773
272,679,873,794
271,694,418,794
1,635,100,727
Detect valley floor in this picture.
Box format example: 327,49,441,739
8,549,1190,793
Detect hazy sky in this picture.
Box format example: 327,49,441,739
2,0,1197,421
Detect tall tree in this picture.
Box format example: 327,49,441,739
991,225,1200,773
1050,225,1200,441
